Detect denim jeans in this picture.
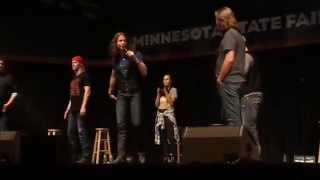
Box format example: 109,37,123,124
217,82,242,126
241,92,263,156
115,91,144,158
0,112,8,131
67,112,91,161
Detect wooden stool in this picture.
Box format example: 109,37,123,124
48,129,61,136
92,128,113,164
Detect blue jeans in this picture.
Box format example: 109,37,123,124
217,83,242,126
115,91,144,157
67,112,91,161
241,92,263,154
0,112,8,131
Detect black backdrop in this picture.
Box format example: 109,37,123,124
3,43,319,163
0,0,319,163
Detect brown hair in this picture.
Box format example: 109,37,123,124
215,6,239,31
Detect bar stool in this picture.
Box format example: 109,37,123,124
92,128,113,164
47,129,64,163
48,129,61,136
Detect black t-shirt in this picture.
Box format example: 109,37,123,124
241,52,262,95
215,28,246,83
0,73,17,106
112,51,143,94
70,72,90,112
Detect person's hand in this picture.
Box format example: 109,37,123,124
80,107,86,116
216,77,223,86
157,88,160,95
126,50,135,58
109,94,118,101
2,103,10,112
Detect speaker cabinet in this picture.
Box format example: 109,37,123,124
181,126,254,163
0,131,20,164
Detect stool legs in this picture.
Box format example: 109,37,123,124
92,128,113,164
91,131,98,164
106,130,113,162
96,130,101,164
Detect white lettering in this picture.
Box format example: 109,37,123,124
190,28,202,40
296,13,310,27
161,32,171,44
145,35,150,46
247,20,261,32
133,36,145,47
132,9,320,48
150,34,160,46
181,29,190,42
201,26,212,39
271,16,282,30
172,31,180,42
258,18,270,31
286,14,296,28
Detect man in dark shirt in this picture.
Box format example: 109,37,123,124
241,43,263,159
214,7,246,126
64,56,91,164
108,32,148,164
0,59,18,131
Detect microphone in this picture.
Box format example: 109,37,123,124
121,46,131,57
120,45,128,53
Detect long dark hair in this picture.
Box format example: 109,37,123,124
110,32,136,64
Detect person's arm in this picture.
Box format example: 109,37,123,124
164,88,177,107
217,30,237,85
108,69,117,101
155,88,160,108
3,92,18,112
217,50,236,85
80,86,91,116
64,100,71,120
126,51,147,77
3,76,18,112
135,58,147,77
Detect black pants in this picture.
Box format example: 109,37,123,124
159,115,177,157
0,112,8,131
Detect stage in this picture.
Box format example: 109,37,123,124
1,161,320,177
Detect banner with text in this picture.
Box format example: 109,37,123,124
133,9,320,61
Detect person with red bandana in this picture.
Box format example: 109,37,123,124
64,55,91,164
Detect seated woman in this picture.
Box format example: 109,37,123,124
154,74,180,163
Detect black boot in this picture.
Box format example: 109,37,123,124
111,128,127,164
110,155,126,164
125,155,135,163
167,153,175,164
137,152,146,164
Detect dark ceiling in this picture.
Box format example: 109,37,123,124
0,0,318,59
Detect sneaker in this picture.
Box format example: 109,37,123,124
137,152,146,164
125,155,135,163
76,158,90,164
